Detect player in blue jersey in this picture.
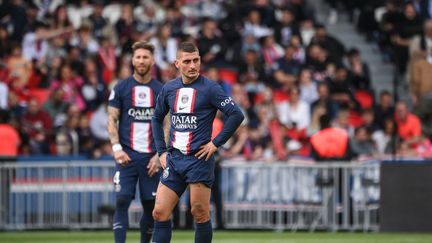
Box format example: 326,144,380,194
107,42,163,243
151,42,244,243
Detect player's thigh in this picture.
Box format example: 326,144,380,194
114,163,138,197
189,183,211,210
153,183,179,220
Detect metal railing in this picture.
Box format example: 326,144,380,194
221,161,380,232
0,160,380,231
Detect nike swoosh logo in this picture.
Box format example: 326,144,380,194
179,106,187,110
152,192,157,196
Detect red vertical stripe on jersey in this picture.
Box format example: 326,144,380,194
149,88,154,107
130,122,135,150
186,132,193,154
132,87,136,106
172,131,177,147
147,123,152,153
173,89,180,112
190,89,196,113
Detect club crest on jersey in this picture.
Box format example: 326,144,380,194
181,95,189,104
163,167,170,179
139,92,146,99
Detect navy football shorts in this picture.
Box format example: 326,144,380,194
160,148,215,197
113,154,161,200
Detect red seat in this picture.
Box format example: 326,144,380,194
28,88,50,105
355,90,374,109
218,68,238,85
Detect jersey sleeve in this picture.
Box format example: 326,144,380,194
151,85,169,155
209,83,245,147
108,82,121,108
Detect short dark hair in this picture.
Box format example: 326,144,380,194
131,42,155,55
178,42,198,54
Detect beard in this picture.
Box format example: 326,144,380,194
134,65,150,77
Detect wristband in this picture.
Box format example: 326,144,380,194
112,143,123,152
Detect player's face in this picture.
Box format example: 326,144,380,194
132,48,154,77
175,51,200,81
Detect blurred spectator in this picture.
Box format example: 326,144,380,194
373,90,394,129
21,98,53,154
22,21,71,62
90,103,109,143
56,113,80,156
77,114,94,156
305,44,328,81
260,34,284,72
372,118,397,155
0,80,7,109
197,18,227,67
276,85,310,129
86,0,117,43
334,108,355,137
43,88,69,120
328,65,360,111
311,82,338,120
0,109,21,158
290,35,306,63
299,19,315,46
361,108,380,133
50,63,86,111
409,19,432,61
272,44,301,91
243,9,272,39
238,49,266,85
298,67,318,105
307,103,327,136
6,44,33,90
70,24,100,56
98,37,117,84
391,2,423,74
346,48,372,92
395,101,421,147
80,57,106,111
350,126,377,158
206,67,232,96
150,22,177,72
0,24,11,58
310,24,345,64
274,7,299,46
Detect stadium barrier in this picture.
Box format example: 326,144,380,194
221,161,380,232
0,160,380,231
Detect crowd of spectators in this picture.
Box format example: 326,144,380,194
0,0,431,161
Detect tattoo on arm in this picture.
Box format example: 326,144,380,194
107,106,120,145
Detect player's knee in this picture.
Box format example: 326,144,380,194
116,196,132,210
191,202,210,223
152,205,170,221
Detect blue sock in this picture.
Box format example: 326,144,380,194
140,200,155,243
195,220,213,243
152,220,172,243
140,213,154,243
113,197,131,243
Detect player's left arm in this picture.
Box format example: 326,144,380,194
195,84,245,161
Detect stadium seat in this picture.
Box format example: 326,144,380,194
355,90,374,109
28,88,50,106
218,68,238,85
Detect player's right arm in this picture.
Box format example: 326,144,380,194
151,86,170,168
107,106,131,165
107,85,131,166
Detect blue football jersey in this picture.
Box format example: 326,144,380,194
153,75,243,155
108,76,163,158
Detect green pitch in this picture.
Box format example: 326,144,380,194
1,231,432,243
